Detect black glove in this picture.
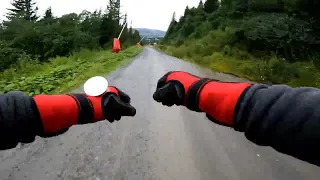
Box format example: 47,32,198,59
153,71,252,127
102,87,136,122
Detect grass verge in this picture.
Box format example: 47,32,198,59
0,46,142,95
157,45,320,88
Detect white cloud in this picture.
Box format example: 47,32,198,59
0,0,200,31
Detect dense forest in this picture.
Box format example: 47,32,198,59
161,0,320,86
0,0,141,71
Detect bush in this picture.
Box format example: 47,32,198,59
208,30,231,46
223,45,231,55
162,45,320,88
0,46,142,95
288,62,320,87
160,0,320,88
250,57,298,83
0,40,31,71
170,48,187,58
241,13,315,61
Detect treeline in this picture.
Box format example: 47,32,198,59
164,0,320,62
0,0,141,71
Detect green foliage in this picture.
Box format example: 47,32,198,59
204,0,220,13
0,0,142,95
162,0,320,87
240,13,315,60
223,45,231,55
0,0,141,72
6,0,38,21
42,7,54,24
161,45,320,87
0,47,142,95
251,57,298,83
198,1,204,9
164,0,320,60
0,40,28,70
163,12,178,43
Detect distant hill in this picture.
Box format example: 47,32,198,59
135,28,166,37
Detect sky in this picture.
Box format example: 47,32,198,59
0,0,200,31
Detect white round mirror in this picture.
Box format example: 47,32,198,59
84,76,109,97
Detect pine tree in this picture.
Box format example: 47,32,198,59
204,0,219,13
107,0,121,23
6,0,24,20
100,14,113,46
43,7,53,19
164,12,178,41
115,0,121,24
100,0,121,46
25,0,38,21
42,7,54,24
107,0,115,19
6,0,38,21
171,12,176,22
198,0,204,9
132,30,141,43
184,6,190,16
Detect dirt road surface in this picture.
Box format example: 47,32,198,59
0,47,319,180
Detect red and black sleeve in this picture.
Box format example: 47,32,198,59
160,71,252,126
0,88,119,150
33,87,119,134
158,71,320,166
182,78,320,166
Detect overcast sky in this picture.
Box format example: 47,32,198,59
0,0,200,31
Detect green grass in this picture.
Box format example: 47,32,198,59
157,44,320,88
158,27,320,88
0,46,142,95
